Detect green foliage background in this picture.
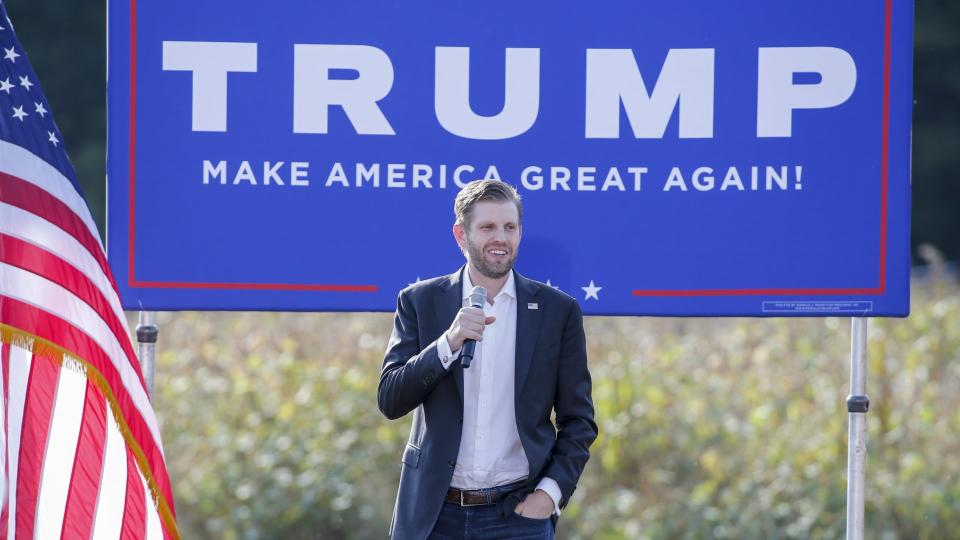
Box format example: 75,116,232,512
142,278,960,539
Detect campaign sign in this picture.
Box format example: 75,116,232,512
106,0,913,315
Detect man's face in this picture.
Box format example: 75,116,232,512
454,200,522,280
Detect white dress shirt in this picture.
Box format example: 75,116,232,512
437,270,562,513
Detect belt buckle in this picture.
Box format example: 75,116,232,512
460,490,488,507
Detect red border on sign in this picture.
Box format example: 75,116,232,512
127,0,893,298
633,0,893,298
125,1,377,293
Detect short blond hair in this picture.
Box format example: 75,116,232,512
453,180,523,229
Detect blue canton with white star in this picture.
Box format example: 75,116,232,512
0,8,80,195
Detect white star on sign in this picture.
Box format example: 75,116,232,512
48,131,59,146
0,78,12,93
545,279,561,291
11,105,27,121
3,46,19,63
34,101,46,117
581,280,602,301
18,75,32,91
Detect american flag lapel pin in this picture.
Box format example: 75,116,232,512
527,303,538,310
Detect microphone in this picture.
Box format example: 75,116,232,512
460,286,486,369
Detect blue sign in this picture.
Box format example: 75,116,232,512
107,0,913,316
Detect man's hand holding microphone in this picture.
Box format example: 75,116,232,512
444,286,491,368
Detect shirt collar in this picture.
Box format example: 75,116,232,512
462,267,516,302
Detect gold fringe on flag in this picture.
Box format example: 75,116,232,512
0,323,181,540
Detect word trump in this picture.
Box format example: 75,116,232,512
162,42,857,139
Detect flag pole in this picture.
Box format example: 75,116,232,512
136,311,158,398
845,317,869,540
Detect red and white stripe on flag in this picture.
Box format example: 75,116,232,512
0,342,166,539
0,143,179,537
0,98,179,540
0,8,179,535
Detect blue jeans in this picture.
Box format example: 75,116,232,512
428,484,555,540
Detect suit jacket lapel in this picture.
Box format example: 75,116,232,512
435,266,465,400
514,271,542,404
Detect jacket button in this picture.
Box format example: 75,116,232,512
448,460,456,467
457,417,463,424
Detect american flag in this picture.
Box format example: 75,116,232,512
0,5,179,539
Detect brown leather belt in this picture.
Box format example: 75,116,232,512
444,480,527,507
445,487,500,507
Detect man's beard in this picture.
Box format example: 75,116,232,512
465,236,516,279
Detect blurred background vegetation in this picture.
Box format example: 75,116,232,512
6,0,959,538
141,277,959,539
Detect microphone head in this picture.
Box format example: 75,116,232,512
468,286,487,308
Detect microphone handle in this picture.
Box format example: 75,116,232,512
461,339,477,368
460,298,484,368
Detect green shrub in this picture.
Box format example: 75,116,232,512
150,279,960,539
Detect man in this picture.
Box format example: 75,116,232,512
378,180,597,539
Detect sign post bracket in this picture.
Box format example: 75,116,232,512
136,310,158,398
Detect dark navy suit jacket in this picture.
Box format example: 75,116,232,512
378,267,597,540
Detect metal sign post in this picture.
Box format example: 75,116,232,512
136,311,158,398
845,318,869,540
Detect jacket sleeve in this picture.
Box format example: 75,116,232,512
377,289,453,420
543,300,598,507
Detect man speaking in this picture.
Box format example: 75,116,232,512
378,180,598,539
